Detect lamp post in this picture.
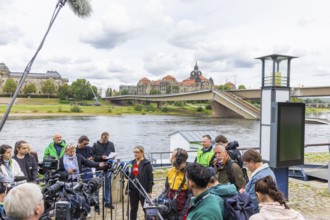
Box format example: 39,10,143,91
256,54,305,198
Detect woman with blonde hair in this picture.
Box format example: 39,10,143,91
58,144,105,181
249,175,305,220
127,145,154,220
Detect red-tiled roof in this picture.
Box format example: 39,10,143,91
138,77,150,85
162,75,177,82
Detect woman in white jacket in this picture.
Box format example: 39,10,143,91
249,175,305,220
0,145,24,179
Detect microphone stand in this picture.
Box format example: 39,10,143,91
0,0,67,132
120,169,164,220
119,172,125,220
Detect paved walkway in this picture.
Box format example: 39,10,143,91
88,177,330,220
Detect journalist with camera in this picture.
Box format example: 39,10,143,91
156,148,191,220
4,183,44,220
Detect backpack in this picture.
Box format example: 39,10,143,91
223,193,255,220
226,141,243,168
226,160,249,185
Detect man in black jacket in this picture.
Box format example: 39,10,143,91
92,132,116,209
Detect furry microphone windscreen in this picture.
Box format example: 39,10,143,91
67,0,93,17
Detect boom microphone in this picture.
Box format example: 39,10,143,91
66,0,93,17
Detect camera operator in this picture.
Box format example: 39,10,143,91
58,144,106,180
127,145,153,220
92,131,115,209
0,145,24,179
162,148,191,220
0,175,13,220
12,141,38,182
4,183,44,220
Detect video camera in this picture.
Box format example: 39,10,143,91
40,172,102,220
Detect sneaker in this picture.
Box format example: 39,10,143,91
105,203,115,209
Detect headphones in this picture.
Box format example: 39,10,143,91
175,148,183,166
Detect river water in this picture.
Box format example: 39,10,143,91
0,114,329,161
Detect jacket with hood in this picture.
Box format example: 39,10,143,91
250,202,305,220
209,183,238,217
245,163,276,213
127,158,153,194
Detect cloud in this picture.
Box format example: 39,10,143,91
0,24,22,45
80,5,142,49
167,20,205,49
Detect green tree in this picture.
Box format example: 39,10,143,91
105,87,112,97
238,85,246,90
23,83,37,95
172,85,179,93
149,89,161,95
41,80,56,98
3,79,17,96
58,84,73,100
120,89,129,95
71,79,94,100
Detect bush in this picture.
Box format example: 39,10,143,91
70,105,82,112
174,101,184,107
161,106,169,112
205,104,212,110
197,106,203,112
134,104,144,111
146,105,156,112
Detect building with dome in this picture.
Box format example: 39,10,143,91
0,62,68,95
124,63,214,95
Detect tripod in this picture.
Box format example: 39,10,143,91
119,169,164,220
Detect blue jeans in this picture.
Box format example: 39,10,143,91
97,171,111,204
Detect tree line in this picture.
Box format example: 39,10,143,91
2,78,98,101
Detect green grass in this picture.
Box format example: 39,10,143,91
305,152,330,164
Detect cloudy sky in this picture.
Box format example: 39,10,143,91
1,0,329,95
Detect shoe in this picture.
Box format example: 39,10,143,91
105,203,115,209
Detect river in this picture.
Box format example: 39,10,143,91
0,114,329,161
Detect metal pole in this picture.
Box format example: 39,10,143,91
0,1,65,132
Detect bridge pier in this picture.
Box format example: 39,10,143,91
211,101,244,118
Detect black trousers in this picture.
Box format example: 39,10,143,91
129,189,145,220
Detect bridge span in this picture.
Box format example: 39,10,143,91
229,86,330,100
103,90,260,119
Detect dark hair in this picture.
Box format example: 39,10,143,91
185,163,212,188
255,175,289,209
14,140,27,156
241,149,262,163
202,134,212,141
215,135,228,144
78,135,89,144
174,148,188,163
209,175,219,185
0,144,12,163
101,132,109,138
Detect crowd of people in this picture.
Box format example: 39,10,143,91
0,132,305,220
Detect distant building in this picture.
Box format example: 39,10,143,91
119,85,137,95
0,62,68,95
133,63,214,95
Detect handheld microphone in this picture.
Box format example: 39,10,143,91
133,163,138,177
66,0,93,17
112,162,126,179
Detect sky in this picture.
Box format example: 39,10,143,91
1,0,330,95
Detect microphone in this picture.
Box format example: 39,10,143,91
112,162,125,179
66,0,93,17
14,176,28,182
133,163,138,177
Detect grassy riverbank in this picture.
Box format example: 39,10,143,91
0,97,213,116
